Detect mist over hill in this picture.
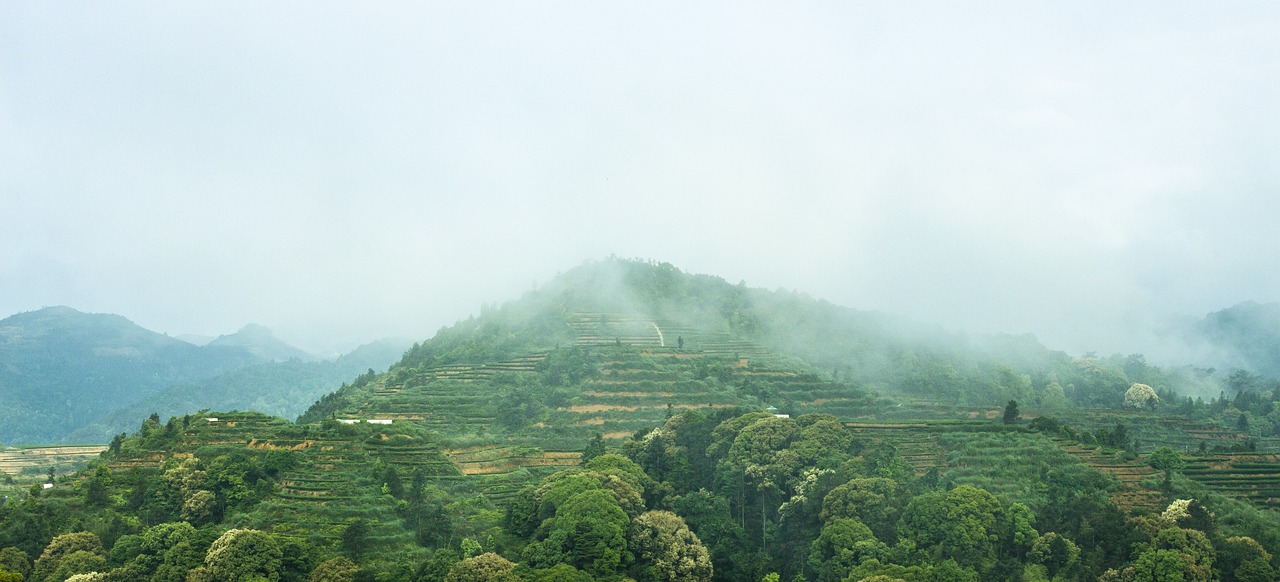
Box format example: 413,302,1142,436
7,260,1280,582
301,258,1231,440
1177,301,1280,379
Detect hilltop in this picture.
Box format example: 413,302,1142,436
206,323,316,363
300,258,1222,441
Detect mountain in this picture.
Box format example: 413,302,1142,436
1185,301,1280,379
297,258,1219,449
7,259,1278,582
63,338,411,443
0,307,293,444
206,323,315,362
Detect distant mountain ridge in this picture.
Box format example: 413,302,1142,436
1186,301,1280,378
207,323,314,362
63,337,410,443
0,306,316,444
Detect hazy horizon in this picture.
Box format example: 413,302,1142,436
4,3,1278,360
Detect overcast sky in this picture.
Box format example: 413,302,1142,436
2,2,1278,358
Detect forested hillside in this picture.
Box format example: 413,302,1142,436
0,308,270,444
62,338,410,444
3,259,1280,581
3,407,1279,581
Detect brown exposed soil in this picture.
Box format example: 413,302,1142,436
583,391,676,397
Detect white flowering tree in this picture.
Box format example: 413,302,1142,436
1124,383,1159,411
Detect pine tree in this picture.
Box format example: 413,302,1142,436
1002,400,1019,424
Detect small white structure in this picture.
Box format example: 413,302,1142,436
336,419,393,425
368,419,393,425
204,417,219,422
42,483,53,489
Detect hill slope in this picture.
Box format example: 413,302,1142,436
300,259,1220,443
1187,301,1280,379
0,307,299,444
64,338,411,444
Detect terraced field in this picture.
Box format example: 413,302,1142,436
444,445,580,476
252,427,452,549
842,420,1145,514
331,312,878,452
1053,409,1247,452
1055,440,1164,514
306,312,891,502
1183,453,1280,508
844,422,948,473
102,412,459,553
1040,409,1280,511
0,445,106,480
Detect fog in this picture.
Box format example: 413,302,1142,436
2,3,1278,359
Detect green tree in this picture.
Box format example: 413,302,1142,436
671,490,750,582
897,485,1003,571
821,478,901,540
47,551,107,582
790,414,857,469
191,529,282,582
0,548,30,579
628,510,712,582
416,549,461,582
1003,400,1019,424
445,553,520,582
1218,536,1274,582
84,466,112,507
1142,527,1215,581
519,563,592,582
806,518,882,582
1002,503,1039,560
863,443,916,485
1146,447,1185,490
309,557,358,582
340,520,370,561
1130,549,1188,581
522,489,629,577
133,521,202,582
581,433,607,465
1029,532,1078,578
180,490,217,524
33,531,105,582
582,454,652,499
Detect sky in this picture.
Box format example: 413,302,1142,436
2,2,1278,359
